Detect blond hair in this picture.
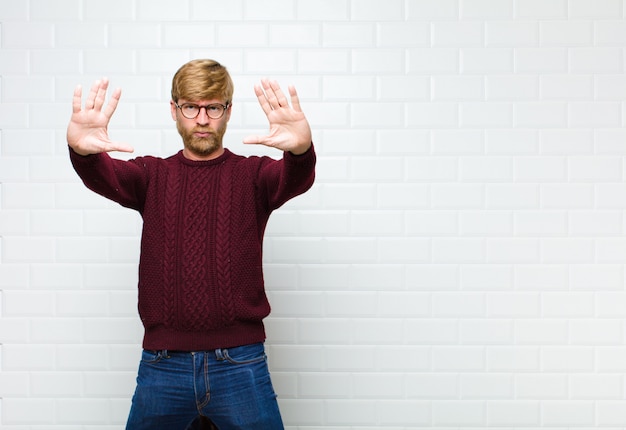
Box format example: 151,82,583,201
171,59,234,104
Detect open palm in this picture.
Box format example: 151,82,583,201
66,78,133,156
243,79,312,155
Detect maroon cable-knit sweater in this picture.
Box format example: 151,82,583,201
70,145,316,350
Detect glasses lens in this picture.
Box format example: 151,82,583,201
179,104,226,119
206,104,225,119
180,104,199,119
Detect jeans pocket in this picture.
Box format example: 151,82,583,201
141,349,163,364
222,344,267,365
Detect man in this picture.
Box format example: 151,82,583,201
66,59,316,429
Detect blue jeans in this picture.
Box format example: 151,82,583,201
125,343,284,430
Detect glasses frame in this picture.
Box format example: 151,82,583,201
174,102,230,120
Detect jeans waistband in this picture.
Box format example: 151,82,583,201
146,344,261,360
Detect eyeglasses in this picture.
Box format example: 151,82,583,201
175,102,229,120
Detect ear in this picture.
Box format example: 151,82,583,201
170,100,178,121
225,103,232,122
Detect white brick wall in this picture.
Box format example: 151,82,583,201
2,0,626,428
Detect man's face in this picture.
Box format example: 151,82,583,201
170,98,232,160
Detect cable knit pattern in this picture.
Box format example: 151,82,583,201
69,146,316,351
162,163,181,329
180,165,211,329
216,162,235,327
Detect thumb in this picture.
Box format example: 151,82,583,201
242,134,265,145
105,140,135,153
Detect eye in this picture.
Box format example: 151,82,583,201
207,105,222,113
182,104,199,113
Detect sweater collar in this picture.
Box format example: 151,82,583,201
175,148,232,166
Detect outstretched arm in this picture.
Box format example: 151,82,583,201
243,79,312,155
66,78,134,156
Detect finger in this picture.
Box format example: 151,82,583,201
288,85,302,112
254,84,273,116
72,84,83,114
261,79,286,109
103,87,122,119
93,78,109,111
85,79,101,109
267,79,289,108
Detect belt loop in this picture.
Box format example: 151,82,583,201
162,349,170,359
215,348,225,361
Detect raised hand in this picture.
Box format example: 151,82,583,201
66,78,134,156
243,79,312,155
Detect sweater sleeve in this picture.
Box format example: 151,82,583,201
257,143,316,211
69,147,149,212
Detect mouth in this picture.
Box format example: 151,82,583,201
193,130,212,138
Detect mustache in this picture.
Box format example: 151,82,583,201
192,128,213,133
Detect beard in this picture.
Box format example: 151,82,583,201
177,121,228,158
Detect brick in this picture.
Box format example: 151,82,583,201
378,400,431,426
296,0,348,20
409,48,460,73
486,292,540,317
486,184,539,209
486,21,538,47
461,264,513,289
515,156,567,182
461,374,513,399
460,156,513,182
432,292,485,317
378,22,430,47
569,264,623,291
298,372,351,397
514,320,568,344
541,238,595,263
542,292,594,317
540,21,593,46
542,402,594,426
461,0,513,19
487,75,539,100
460,319,513,344
514,264,568,290
487,346,540,371
378,238,431,263
570,47,623,72
515,48,568,72
569,0,623,18
408,102,459,127
485,129,538,154
433,22,484,47
2,22,54,48
433,75,484,100
462,48,513,73
406,373,458,399
515,0,567,18
351,0,404,20
242,0,295,20
516,375,567,398
515,102,568,127
406,157,458,182
432,400,485,426
433,130,484,154
461,102,513,127
514,211,567,236
407,0,458,19
322,23,375,47
540,129,593,154
406,210,458,236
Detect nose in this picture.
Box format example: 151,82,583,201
195,107,211,124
